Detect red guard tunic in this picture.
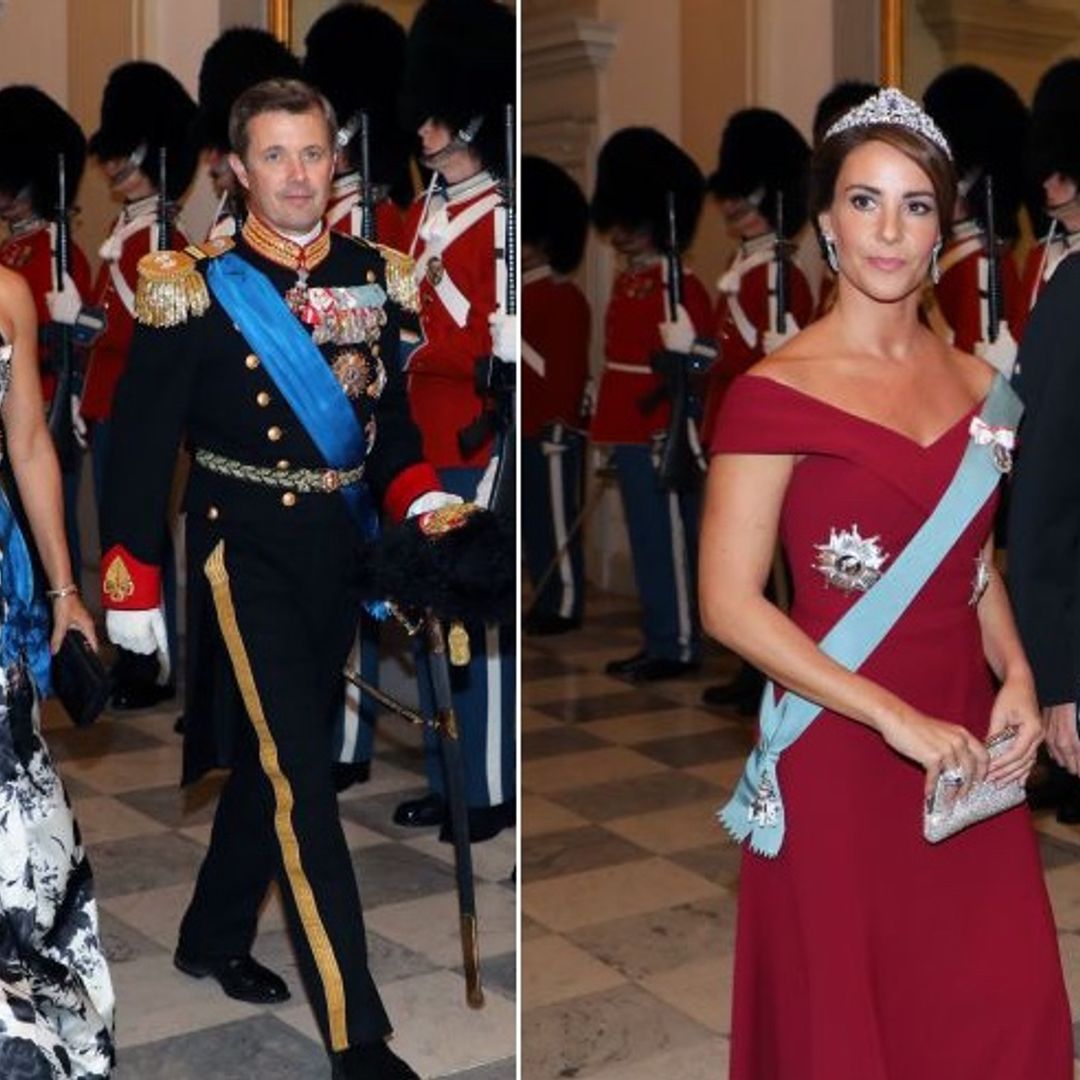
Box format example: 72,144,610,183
0,219,92,404
82,195,189,422
932,219,1024,350
522,264,590,437
404,172,501,468
326,172,407,253
590,258,712,446
1020,227,1080,326
703,233,813,442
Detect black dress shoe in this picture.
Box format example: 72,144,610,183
332,1041,419,1080
111,681,176,711
439,800,516,844
332,761,372,793
524,612,582,636
608,654,699,682
604,651,648,676
702,663,765,715
173,951,290,1004
392,793,446,828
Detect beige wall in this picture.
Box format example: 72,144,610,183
0,0,68,102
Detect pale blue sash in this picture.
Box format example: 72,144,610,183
719,374,1021,856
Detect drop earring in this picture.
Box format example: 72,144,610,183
930,239,942,284
823,234,839,274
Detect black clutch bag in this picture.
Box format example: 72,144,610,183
51,629,109,727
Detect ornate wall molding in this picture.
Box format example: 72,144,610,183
916,0,1080,59
522,14,617,81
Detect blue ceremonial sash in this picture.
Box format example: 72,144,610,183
0,487,50,694
205,252,378,538
719,374,1022,857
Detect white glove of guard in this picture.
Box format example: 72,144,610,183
658,303,695,353
974,322,1019,378
406,490,464,518
106,607,170,683
46,271,83,326
488,310,519,364
763,318,800,355
71,395,88,451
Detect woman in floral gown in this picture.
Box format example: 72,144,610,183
700,90,1072,1079
0,265,113,1077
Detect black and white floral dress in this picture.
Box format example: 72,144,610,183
0,336,114,1078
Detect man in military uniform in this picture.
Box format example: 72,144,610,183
0,86,94,576
101,78,443,1080
392,0,517,842
192,27,302,242
521,155,591,636
86,61,197,710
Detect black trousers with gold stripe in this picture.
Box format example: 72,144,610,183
177,517,389,1051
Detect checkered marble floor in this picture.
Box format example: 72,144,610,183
43,679,516,1080
522,591,1080,1079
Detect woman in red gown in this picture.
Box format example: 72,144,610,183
700,90,1073,1079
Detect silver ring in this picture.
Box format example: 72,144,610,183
942,766,965,786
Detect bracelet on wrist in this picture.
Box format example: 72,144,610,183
45,583,79,600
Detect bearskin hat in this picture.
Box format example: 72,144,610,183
923,66,1028,240
302,3,412,205
193,27,300,154
812,80,877,147
88,62,197,201
708,109,809,238
0,86,86,217
1029,58,1080,186
591,127,704,253
401,0,515,175
523,156,588,274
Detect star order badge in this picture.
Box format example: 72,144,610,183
813,525,889,593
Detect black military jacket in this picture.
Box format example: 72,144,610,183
102,229,431,573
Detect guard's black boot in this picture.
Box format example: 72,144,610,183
331,1041,420,1079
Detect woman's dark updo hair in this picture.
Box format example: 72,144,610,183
809,124,957,238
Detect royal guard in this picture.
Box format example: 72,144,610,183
0,85,95,575
701,108,813,713
923,65,1028,376
302,2,413,253
521,155,591,636
704,109,813,441
193,27,301,241
1021,59,1080,324
589,126,712,681
86,62,197,710
392,0,517,841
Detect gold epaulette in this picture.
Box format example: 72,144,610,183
134,250,211,328
377,243,421,314
185,235,235,261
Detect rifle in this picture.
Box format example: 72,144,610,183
156,148,170,251
47,153,76,470
458,103,516,524
651,190,710,492
773,190,788,334
358,111,376,243
983,173,1001,344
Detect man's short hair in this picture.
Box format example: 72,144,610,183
229,77,337,161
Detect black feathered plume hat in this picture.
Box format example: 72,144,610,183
523,155,588,274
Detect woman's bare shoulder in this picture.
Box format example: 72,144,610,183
946,345,998,400
750,322,841,392
0,265,32,313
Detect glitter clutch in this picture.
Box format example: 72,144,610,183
923,726,1026,843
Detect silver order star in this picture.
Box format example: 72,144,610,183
813,524,889,593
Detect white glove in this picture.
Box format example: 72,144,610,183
974,322,1019,378
659,303,695,353
71,395,88,451
46,271,83,326
488,310,518,363
763,318,800,355
406,490,464,518
475,455,500,509
106,608,170,683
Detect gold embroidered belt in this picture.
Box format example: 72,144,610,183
193,448,365,494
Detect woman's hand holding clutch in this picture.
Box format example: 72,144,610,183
986,678,1043,787
50,593,98,655
878,708,990,801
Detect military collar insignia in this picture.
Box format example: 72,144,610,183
443,170,496,204
123,194,159,223
9,216,46,239
242,213,331,276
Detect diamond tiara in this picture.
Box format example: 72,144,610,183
823,87,953,160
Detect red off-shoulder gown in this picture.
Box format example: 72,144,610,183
714,375,1072,1080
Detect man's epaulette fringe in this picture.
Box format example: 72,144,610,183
377,243,420,313
135,249,211,328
